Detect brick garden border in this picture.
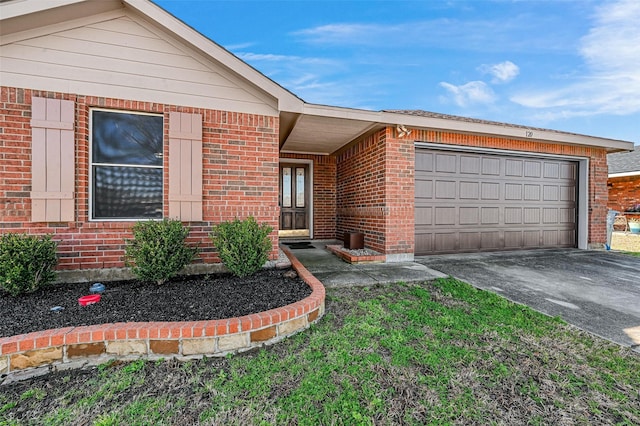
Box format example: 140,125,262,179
0,246,324,382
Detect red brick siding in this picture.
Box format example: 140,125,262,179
335,128,414,255
279,153,337,239
337,130,388,253
607,175,640,212
0,87,280,271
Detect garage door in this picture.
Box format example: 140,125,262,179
415,148,577,255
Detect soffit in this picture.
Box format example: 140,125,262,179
279,113,382,155
279,105,636,155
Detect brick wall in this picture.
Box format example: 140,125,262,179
0,86,280,271
279,153,336,239
335,128,414,256
336,129,388,253
607,175,640,213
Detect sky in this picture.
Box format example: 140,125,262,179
154,0,640,144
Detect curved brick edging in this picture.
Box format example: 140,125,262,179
0,247,325,382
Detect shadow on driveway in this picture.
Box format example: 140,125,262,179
417,249,640,351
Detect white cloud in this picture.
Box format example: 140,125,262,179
479,61,520,83
439,81,496,107
235,52,335,66
292,18,574,53
511,0,640,119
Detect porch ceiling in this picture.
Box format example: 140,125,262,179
279,112,382,155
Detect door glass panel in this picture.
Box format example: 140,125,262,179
282,167,292,207
296,168,305,207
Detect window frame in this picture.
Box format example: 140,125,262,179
89,108,165,221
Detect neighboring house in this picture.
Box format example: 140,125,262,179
607,146,640,213
0,0,635,275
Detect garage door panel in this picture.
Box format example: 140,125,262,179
460,181,479,199
481,207,500,225
543,208,560,224
416,152,434,171
460,155,480,174
460,232,480,250
482,157,500,175
505,159,523,176
435,180,456,199
415,148,577,254
481,182,500,200
524,231,541,247
415,233,433,253
524,161,542,177
435,233,456,251
415,179,433,199
544,162,560,178
481,231,501,249
505,207,522,224
435,207,456,225
560,186,575,201
543,185,559,201
460,207,479,225
505,183,522,200
561,163,576,179
524,184,541,201
415,206,432,225
435,154,456,173
504,231,523,248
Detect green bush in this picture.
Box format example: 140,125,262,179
125,219,197,285
210,217,273,278
0,233,58,296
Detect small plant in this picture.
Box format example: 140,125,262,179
0,233,58,296
210,217,273,277
125,218,197,285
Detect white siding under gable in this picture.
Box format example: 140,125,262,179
0,13,277,115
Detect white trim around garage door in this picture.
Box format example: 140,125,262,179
414,142,590,250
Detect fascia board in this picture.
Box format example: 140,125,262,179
0,0,86,21
608,171,640,178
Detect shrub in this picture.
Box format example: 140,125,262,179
0,233,58,296
125,219,197,285
210,217,273,278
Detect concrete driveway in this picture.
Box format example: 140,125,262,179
416,249,640,351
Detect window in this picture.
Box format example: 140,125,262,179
90,110,163,219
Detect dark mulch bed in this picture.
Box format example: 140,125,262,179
0,269,311,338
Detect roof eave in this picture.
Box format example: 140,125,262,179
123,0,304,112
299,104,635,152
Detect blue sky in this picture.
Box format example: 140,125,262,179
154,0,639,144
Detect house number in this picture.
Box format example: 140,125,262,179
525,131,534,138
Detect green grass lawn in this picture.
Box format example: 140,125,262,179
2,277,639,425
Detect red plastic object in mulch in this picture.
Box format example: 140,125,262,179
78,294,101,306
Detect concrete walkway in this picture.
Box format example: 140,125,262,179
285,240,446,287
287,242,640,352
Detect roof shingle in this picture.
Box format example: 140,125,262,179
607,146,640,174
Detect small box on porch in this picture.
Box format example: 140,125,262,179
343,232,364,250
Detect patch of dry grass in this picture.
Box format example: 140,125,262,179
611,231,640,253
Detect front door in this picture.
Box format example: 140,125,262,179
279,164,310,237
